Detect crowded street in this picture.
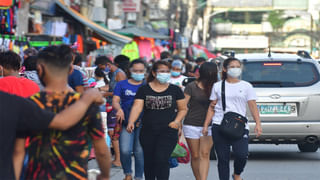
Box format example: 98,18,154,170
1,0,320,180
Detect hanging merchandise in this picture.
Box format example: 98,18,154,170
0,35,28,58
44,18,68,37
121,41,139,61
0,1,19,35
76,35,83,53
138,39,152,61
0,0,14,7
152,45,164,60
0,34,63,54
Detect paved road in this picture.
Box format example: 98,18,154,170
89,144,320,180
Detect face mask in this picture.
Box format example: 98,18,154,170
131,73,144,82
171,71,181,77
156,73,171,84
227,68,242,78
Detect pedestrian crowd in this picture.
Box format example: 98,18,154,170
0,45,262,180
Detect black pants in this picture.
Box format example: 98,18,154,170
139,127,178,180
212,124,249,180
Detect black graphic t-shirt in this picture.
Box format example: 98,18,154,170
135,84,185,131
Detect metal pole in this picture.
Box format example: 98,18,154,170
310,14,313,54
202,4,212,46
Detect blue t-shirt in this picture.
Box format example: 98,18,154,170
113,79,144,124
68,69,83,90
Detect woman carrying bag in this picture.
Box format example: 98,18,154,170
127,60,187,180
183,62,218,180
203,57,262,180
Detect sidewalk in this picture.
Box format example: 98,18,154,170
88,158,220,180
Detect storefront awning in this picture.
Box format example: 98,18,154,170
116,27,170,40
55,0,132,46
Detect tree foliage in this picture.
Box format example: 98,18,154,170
268,10,286,32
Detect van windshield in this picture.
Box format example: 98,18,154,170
241,61,320,87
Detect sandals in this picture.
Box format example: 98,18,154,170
232,174,243,180
123,175,132,180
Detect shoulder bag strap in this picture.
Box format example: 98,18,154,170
221,80,226,112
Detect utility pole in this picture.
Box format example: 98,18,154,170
16,0,29,36
184,0,197,38
106,0,114,19
202,2,212,46
168,0,178,30
310,14,313,54
136,2,144,28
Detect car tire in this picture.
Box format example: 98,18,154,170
298,143,319,152
210,146,216,160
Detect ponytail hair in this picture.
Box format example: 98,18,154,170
198,62,218,97
95,68,109,85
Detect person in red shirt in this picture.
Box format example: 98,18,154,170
0,51,40,97
0,51,41,178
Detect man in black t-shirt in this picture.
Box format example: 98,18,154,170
0,89,102,180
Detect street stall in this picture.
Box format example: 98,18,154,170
54,0,133,71
116,26,169,61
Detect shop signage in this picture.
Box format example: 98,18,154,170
123,0,141,12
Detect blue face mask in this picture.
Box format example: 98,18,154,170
171,71,181,77
131,73,144,82
156,73,171,84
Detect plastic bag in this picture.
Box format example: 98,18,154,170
171,143,187,158
169,157,179,168
177,142,190,164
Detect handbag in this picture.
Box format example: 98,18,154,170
219,80,248,140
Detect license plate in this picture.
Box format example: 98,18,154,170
257,103,297,117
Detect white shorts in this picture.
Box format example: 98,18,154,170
183,125,212,139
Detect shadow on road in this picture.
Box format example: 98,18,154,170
246,144,320,161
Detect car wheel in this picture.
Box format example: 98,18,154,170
210,146,216,160
298,143,319,152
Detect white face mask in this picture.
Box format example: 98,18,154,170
227,68,242,78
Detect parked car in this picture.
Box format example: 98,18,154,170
185,52,320,160
236,52,320,153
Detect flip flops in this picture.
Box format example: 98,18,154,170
111,163,122,169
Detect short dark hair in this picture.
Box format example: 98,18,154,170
129,59,146,69
160,51,171,60
114,55,130,77
196,57,206,63
95,56,112,66
37,45,73,70
23,56,38,71
0,51,21,71
73,53,83,65
114,55,129,65
95,68,109,85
